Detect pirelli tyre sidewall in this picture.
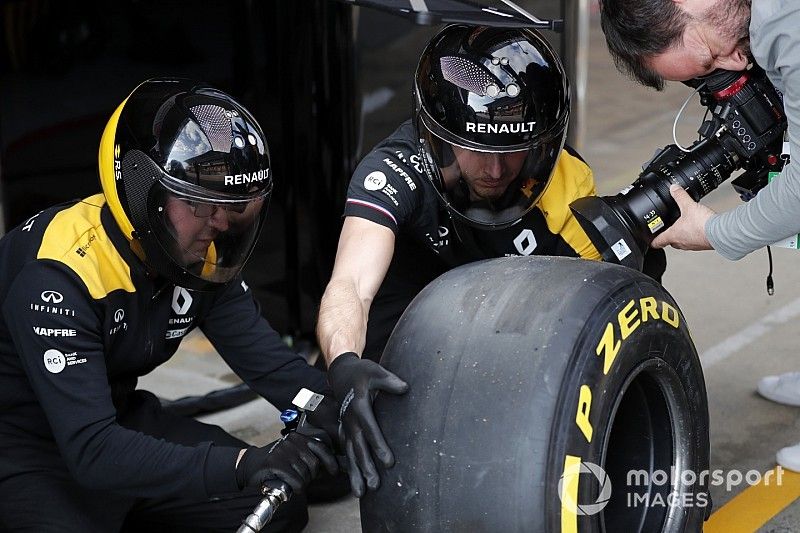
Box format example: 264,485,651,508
361,256,709,533
546,262,709,532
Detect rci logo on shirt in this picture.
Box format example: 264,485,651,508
43,349,66,374
172,287,193,315
364,171,387,191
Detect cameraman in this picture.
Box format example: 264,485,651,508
599,0,800,470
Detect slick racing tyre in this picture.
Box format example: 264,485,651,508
360,256,710,533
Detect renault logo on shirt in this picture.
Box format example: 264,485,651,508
172,287,193,315
41,291,64,303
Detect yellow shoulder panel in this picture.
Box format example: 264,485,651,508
537,150,602,261
37,194,136,299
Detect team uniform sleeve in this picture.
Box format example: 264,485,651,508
706,4,800,260
344,147,424,233
2,262,240,500
537,149,603,260
199,278,328,411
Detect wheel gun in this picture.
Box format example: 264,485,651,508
236,388,333,533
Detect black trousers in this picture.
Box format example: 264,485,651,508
0,390,308,533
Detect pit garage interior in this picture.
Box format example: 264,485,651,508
2,1,800,531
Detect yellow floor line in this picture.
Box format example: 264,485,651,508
704,468,800,532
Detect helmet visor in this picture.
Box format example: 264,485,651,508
147,181,269,285
417,114,563,228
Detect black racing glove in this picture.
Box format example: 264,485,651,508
304,394,344,453
235,432,338,493
327,352,409,497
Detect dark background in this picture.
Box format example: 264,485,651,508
0,0,581,339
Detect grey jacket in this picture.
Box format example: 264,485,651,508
706,0,800,259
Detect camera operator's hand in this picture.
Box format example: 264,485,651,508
328,352,408,497
235,432,338,493
651,185,716,251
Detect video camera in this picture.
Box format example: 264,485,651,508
570,65,787,271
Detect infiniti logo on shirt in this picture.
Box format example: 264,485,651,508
41,291,64,304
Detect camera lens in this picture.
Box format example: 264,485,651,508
642,139,739,201
630,138,738,226
570,139,738,270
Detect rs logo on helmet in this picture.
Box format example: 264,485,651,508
114,144,122,181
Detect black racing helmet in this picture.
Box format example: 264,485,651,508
413,25,570,229
99,78,272,290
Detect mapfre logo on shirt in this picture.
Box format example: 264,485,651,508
33,327,77,337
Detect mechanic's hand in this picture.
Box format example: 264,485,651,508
235,432,338,493
327,352,408,497
304,394,344,453
651,184,716,251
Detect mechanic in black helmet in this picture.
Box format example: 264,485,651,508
318,25,667,498
0,78,340,532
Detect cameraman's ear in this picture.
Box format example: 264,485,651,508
716,50,749,72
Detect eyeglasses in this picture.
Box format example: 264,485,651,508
185,200,248,218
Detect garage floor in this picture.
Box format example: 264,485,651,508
139,9,800,533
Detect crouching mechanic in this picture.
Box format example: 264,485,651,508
319,25,667,497
0,79,339,532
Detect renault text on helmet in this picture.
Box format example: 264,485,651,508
413,25,570,229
